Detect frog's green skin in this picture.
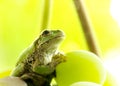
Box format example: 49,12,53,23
11,30,65,86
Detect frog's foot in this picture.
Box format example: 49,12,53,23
50,52,66,67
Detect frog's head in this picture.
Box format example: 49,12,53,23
35,29,65,53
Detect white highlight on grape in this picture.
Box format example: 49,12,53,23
104,49,120,86
110,0,120,26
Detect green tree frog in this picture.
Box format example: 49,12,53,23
10,30,65,86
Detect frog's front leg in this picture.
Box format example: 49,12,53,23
33,53,66,76
51,53,66,66
11,63,25,77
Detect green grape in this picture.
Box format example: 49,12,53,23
56,50,106,86
70,81,102,86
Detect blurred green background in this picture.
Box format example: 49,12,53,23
0,0,120,83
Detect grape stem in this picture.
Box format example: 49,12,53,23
40,0,53,31
73,0,101,57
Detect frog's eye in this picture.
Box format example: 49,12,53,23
42,30,50,36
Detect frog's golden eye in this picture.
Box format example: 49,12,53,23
42,30,50,36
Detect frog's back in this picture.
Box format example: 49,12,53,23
16,43,35,65
11,43,35,76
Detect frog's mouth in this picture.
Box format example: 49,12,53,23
53,34,65,40
49,34,65,43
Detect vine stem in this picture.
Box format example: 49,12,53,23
40,0,53,31
73,0,101,57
